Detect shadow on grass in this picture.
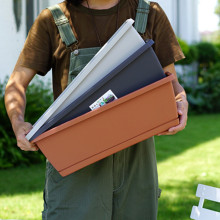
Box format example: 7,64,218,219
158,179,220,220
0,163,45,196
1,114,220,196
155,114,220,163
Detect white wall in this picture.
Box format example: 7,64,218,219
0,0,26,81
49,0,60,6
154,0,199,43
154,0,178,33
0,0,60,81
178,0,200,43
38,0,60,13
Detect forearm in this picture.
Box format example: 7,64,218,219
159,63,188,135
5,65,36,125
163,63,187,100
5,62,38,151
172,79,187,101
5,74,27,129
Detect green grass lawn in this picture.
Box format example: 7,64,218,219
156,113,220,220
0,163,45,220
0,114,220,219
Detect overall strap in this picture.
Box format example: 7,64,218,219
48,4,77,47
134,0,150,34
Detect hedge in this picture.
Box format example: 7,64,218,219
0,76,53,168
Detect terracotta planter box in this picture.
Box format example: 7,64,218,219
31,40,166,140
26,19,145,141
33,74,179,177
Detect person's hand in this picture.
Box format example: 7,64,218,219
12,120,38,151
158,93,188,136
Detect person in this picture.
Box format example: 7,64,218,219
4,0,188,219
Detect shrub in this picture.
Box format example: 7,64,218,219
176,38,198,65
214,43,220,61
196,42,219,67
183,62,220,113
0,76,53,168
25,78,53,124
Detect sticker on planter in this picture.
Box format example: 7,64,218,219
89,90,118,110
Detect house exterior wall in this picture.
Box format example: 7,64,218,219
178,0,199,43
155,0,199,43
1,0,26,81
0,0,59,80
0,0,199,80
154,0,178,33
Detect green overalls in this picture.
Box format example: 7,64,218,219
42,1,160,219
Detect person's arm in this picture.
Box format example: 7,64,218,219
158,63,188,135
4,64,38,151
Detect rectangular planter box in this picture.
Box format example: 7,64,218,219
31,40,166,140
33,74,179,177
26,19,145,141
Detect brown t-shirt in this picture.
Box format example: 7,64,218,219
18,0,185,99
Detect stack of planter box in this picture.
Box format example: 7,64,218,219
26,19,179,177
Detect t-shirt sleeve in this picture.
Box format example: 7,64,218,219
18,9,52,76
149,3,185,67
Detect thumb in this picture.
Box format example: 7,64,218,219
23,123,33,135
176,101,183,115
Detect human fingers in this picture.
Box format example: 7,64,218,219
168,101,187,132
16,133,38,151
157,98,188,136
15,122,38,151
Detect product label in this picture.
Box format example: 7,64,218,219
89,90,118,110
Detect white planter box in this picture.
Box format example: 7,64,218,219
26,19,145,140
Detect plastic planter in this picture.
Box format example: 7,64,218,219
31,40,166,140
26,19,145,141
33,74,179,177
